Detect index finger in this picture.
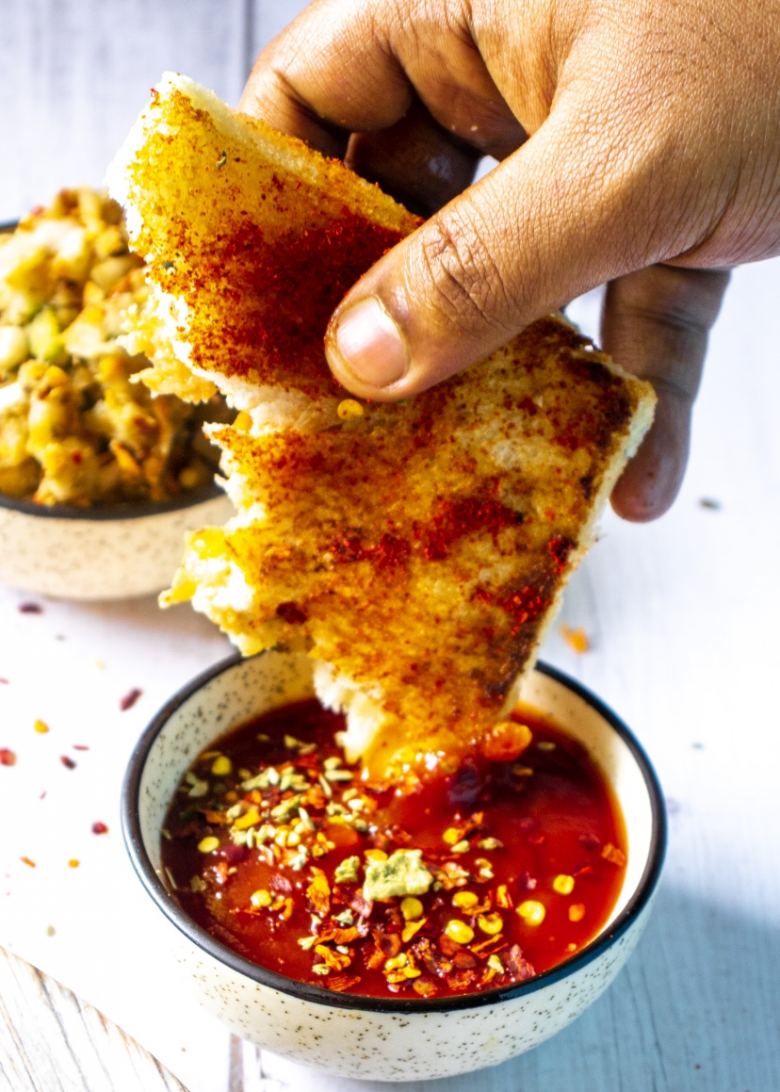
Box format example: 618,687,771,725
238,0,413,155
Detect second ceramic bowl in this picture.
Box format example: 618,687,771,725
0,485,232,600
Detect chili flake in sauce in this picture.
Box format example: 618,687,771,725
161,700,626,999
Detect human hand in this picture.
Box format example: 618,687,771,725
240,0,780,519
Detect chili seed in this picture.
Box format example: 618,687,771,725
477,912,503,936
569,903,586,923
401,896,424,921
444,919,475,945
553,873,575,895
197,836,220,854
250,889,272,908
211,755,232,776
452,890,479,910
517,900,546,926
476,836,503,850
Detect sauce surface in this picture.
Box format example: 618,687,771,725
161,700,626,999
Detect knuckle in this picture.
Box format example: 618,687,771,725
411,207,517,334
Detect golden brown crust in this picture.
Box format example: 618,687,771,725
164,316,653,779
109,74,419,402
112,75,656,782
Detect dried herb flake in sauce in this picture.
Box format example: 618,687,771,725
161,700,626,999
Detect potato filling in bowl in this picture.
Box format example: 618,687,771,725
0,188,223,506
161,699,627,999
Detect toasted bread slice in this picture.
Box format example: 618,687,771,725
109,75,655,782
107,72,419,407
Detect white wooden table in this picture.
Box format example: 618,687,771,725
1,3,779,1090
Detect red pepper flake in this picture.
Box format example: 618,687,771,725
60,755,77,769
327,531,411,571
560,624,590,654
548,534,575,573
72,744,90,752
325,973,362,993
601,843,626,867
0,748,17,766
120,687,143,711
0,677,9,685
20,856,36,868
91,821,109,835
18,602,43,614
472,582,550,636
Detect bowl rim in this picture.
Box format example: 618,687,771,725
0,480,225,521
121,651,667,1014
0,217,224,521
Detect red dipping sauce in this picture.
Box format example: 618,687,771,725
161,700,626,999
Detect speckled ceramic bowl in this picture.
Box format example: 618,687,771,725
0,485,232,600
122,650,666,1081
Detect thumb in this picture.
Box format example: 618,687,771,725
325,109,673,400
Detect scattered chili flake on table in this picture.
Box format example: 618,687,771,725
1,748,17,766
559,624,591,654
72,744,90,752
162,700,627,1000
120,687,143,711
33,719,49,734
17,601,43,614
20,856,36,868
67,859,80,869
60,755,76,769
91,821,109,835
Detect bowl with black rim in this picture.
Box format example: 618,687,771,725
0,218,232,600
122,648,666,1081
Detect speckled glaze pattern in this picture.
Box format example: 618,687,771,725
122,652,666,1081
0,491,232,600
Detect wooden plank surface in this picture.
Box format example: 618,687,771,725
0,946,187,1092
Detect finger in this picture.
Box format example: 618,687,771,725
346,100,482,217
601,265,730,521
239,0,413,155
239,0,523,159
324,102,675,400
